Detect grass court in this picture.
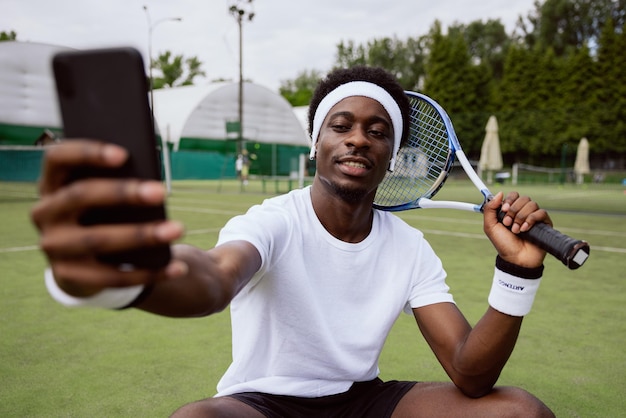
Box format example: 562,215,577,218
1,179,624,417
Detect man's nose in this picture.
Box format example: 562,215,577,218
345,128,370,148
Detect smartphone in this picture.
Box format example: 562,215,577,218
52,47,171,269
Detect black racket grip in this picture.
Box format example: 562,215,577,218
497,212,590,270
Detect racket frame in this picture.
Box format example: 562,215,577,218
373,91,493,213
373,91,590,270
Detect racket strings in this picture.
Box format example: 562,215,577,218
374,96,453,208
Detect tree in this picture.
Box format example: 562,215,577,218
516,0,625,56
496,45,545,161
424,21,489,154
279,69,323,107
559,45,600,144
534,48,569,153
335,40,367,68
0,30,17,41
276,2,626,166
459,19,510,81
335,36,427,91
151,51,206,89
594,18,626,155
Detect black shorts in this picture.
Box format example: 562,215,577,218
228,378,417,418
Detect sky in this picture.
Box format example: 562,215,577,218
2,0,538,92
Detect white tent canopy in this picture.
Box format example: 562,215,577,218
1,42,308,153
0,41,72,129
153,82,310,151
292,105,310,136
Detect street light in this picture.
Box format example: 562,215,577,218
142,5,182,193
229,0,254,155
143,6,182,110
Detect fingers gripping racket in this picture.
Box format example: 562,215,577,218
373,91,590,269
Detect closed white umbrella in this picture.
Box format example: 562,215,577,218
478,115,503,183
574,137,590,184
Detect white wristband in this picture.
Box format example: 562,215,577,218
488,267,542,317
45,268,145,309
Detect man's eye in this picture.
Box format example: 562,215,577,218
368,129,386,138
332,124,350,131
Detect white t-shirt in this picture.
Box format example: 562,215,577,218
214,186,454,397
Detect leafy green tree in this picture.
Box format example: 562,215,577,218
535,48,570,153
335,36,427,91
0,30,17,41
507,0,626,163
401,36,429,91
279,69,323,106
559,45,600,144
497,45,545,161
424,21,489,154
594,18,626,154
362,37,424,91
455,19,510,81
277,1,626,165
335,40,367,68
151,51,206,89
517,0,625,56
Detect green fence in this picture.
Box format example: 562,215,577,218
0,147,44,181
0,143,312,182
177,137,312,178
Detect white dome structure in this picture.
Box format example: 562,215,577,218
0,41,311,180
153,82,310,150
0,41,73,143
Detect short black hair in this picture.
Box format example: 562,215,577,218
308,66,410,147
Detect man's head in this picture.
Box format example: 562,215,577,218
307,66,410,171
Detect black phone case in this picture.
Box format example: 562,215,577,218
53,47,171,269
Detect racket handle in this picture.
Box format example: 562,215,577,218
497,212,590,270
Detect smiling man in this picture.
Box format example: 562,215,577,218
32,66,554,417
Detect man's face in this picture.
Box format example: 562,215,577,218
314,96,394,203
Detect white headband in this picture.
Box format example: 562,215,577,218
309,81,403,171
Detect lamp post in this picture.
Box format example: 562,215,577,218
229,1,254,155
142,5,182,194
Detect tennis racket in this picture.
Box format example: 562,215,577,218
373,91,590,270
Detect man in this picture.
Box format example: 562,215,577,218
32,66,555,417
235,149,251,185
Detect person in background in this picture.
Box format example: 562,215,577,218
235,149,251,185
235,152,243,180
240,149,250,185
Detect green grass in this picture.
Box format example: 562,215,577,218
1,179,625,417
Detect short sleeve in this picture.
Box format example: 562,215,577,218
403,237,454,314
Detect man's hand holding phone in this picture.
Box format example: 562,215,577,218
31,140,186,298
32,47,188,303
